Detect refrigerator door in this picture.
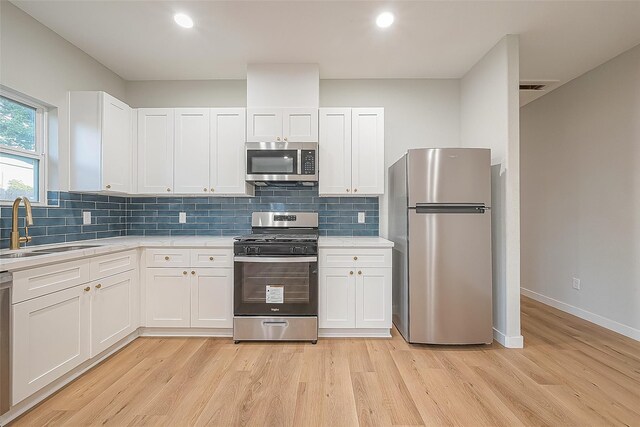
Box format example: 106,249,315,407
388,155,409,340
407,148,491,207
408,208,493,344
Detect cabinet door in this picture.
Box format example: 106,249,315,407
174,109,210,194
190,268,233,328
102,93,132,192
91,270,136,357
283,108,318,142
319,108,352,196
137,108,175,194
246,108,282,142
210,108,250,195
319,268,356,328
145,268,190,327
12,285,90,405
352,108,384,195
355,268,391,328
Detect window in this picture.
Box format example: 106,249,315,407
0,93,46,203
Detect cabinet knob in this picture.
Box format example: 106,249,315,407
106,184,111,189
353,256,358,261
165,256,170,261
166,188,171,192
84,287,91,292
209,256,214,261
211,188,215,192
284,137,288,141
276,137,281,141
354,189,358,193
358,271,362,275
191,270,196,275
346,189,350,192
204,188,208,192
183,271,188,275
95,284,102,289
349,271,354,275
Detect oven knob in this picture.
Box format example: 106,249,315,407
291,246,306,255
246,246,260,255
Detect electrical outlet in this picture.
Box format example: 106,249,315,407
572,277,581,290
358,212,366,224
179,212,187,224
82,211,91,225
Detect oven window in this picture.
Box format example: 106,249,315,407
240,262,310,304
247,150,297,174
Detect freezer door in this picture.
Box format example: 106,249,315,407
408,208,492,344
407,148,491,207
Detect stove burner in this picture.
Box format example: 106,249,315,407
234,233,318,243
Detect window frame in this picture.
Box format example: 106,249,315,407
0,89,48,205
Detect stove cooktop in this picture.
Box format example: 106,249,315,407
234,233,318,243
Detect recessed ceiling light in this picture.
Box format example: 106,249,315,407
376,12,394,28
174,13,194,29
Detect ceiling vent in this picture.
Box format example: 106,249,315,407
519,83,546,91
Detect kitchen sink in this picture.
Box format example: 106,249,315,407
0,252,48,259
31,245,102,253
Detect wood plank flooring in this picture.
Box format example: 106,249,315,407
12,297,640,426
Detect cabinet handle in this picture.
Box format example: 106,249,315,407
358,271,362,275
183,271,188,275
349,271,354,275
165,256,170,261
191,270,196,275
209,256,214,261
166,188,171,192
354,189,358,193
95,284,102,289
84,287,91,292
353,256,358,261
106,184,111,189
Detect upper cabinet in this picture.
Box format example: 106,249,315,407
319,108,384,196
136,108,252,196
69,92,133,193
247,108,318,142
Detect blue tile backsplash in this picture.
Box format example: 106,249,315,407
0,187,378,249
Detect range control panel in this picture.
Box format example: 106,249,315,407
301,150,316,175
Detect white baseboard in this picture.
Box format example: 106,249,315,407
493,328,524,348
521,288,640,341
140,327,233,337
319,328,391,338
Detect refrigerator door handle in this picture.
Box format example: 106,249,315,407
413,203,489,214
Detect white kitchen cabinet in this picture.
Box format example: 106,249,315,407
210,108,253,195
190,268,233,328
145,268,191,327
247,108,318,142
69,91,133,193
174,108,210,194
137,108,175,194
12,285,91,405
90,270,137,356
319,108,384,196
319,267,356,328
318,248,392,331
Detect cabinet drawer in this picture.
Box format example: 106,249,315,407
145,249,190,267
90,250,137,279
190,249,233,268
12,260,90,304
319,248,391,268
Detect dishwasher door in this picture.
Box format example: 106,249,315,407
0,272,10,415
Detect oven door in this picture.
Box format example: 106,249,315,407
234,256,318,316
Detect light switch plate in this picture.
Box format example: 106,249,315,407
179,212,187,224
358,212,366,224
82,211,91,225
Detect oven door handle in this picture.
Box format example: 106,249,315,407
234,256,317,263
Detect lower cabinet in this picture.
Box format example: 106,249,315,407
145,265,233,329
319,268,356,328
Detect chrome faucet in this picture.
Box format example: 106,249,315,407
10,197,34,250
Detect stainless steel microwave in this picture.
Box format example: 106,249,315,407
245,142,318,183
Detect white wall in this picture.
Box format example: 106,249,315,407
126,78,462,236
0,1,126,191
521,44,640,340
460,35,522,348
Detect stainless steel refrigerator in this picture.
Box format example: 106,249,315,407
389,148,493,345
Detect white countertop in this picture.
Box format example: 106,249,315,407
0,235,393,271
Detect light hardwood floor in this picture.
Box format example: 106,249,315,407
12,297,640,426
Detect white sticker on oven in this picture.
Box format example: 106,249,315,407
266,285,284,304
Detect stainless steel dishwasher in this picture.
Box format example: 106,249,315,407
0,272,10,416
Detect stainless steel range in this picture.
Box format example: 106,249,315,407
233,212,318,343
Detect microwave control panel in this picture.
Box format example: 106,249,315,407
301,150,316,175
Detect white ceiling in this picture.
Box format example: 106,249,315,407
11,1,640,104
